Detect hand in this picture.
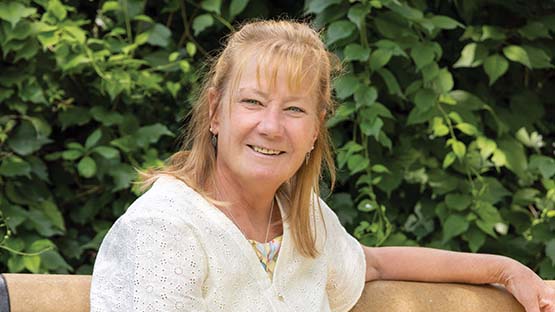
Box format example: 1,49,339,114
501,259,555,312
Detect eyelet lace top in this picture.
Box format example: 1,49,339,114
90,175,366,312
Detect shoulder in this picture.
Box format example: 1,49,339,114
122,174,210,224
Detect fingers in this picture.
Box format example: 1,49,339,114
540,286,555,312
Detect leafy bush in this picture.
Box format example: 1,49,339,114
1,0,554,278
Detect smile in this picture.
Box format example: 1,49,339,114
248,145,284,155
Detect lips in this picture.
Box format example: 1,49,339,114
248,144,285,155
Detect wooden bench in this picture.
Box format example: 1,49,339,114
0,273,553,311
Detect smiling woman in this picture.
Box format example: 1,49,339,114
89,20,555,312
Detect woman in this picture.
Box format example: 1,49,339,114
90,20,555,311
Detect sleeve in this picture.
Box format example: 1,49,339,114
320,198,366,312
90,212,208,312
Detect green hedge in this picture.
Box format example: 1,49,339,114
1,0,554,278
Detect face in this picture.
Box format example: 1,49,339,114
210,57,320,188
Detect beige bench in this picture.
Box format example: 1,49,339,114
1,273,553,311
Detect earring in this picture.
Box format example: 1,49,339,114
210,127,217,148
305,146,314,165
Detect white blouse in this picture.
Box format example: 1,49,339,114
90,175,366,312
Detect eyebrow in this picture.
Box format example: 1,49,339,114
238,87,304,102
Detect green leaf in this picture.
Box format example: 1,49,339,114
92,146,120,159
334,74,360,99
476,137,497,159
344,43,370,62
464,226,486,252
513,188,540,206
491,149,507,168
90,106,124,126
230,0,249,19
307,0,342,14
414,88,436,110
23,255,41,273
135,124,174,147
411,42,436,69
0,2,36,28
445,193,472,211
442,214,469,243
498,137,527,178
480,25,506,41
201,0,222,14
354,86,378,108
360,117,383,138
503,45,531,68
192,14,214,36
40,250,72,271
38,201,65,231
186,42,196,56
77,156,96,178
386,2,423,20
0,155,31,177
47,0,67,21
529,155,555,179
369,49,392,71
101,1,120,12
434,68,454,93
431,117,448,136
546,239,555,266
456,123,477,136
519,21,551,40
7,121,52,156
347,154,369,174
407,105,436,125
166,81,180,98
453,43,487,68
58,107,91,129
371,164,389,173
61,149,83,160
147,24,171,47
429,15,462,29
442,152,456,169
448,90,486,110
451,140,466,159
483,54,509,85
348,4,369,30
179,60,191,73
377,68,402,97
326,20,356,45
109,163,136,191
523,45,553,69
85,129,102,149
474,202,503,237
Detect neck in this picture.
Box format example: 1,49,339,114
210,165,280,228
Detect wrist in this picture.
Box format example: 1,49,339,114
493,256,525,287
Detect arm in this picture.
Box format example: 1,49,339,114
363,245,555,312
91,214,208,311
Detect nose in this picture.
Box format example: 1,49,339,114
257,105,284,138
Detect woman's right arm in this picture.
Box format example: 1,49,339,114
90,213,208,312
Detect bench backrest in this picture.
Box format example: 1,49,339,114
1,273,553,311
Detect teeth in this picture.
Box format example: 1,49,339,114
252,145,281,155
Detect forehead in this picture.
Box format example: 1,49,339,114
230,45,320,100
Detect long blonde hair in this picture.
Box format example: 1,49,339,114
140,20,339,258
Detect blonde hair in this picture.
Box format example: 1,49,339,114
140,20,339,258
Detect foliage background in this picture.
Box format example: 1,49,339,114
1,0,554,278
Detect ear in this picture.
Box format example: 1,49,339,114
312,110,326,146
208,88,220,134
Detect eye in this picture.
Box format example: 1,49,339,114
286,106,306,114
241,98,262,106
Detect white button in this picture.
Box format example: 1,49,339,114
277,294,284,301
